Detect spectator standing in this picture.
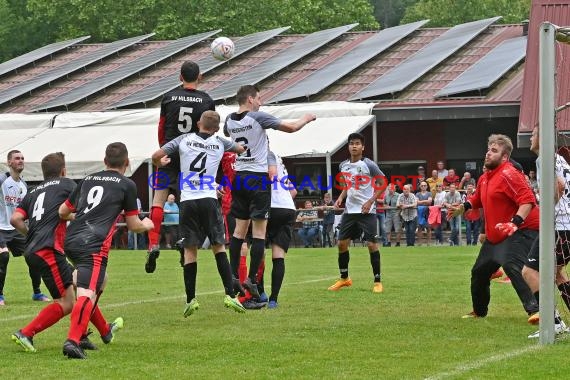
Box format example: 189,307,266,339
437,161,448,179
397,184,418,247
163,194,179,248
443,169,461,190
383,184,402,247
444,183,462,246
462,184,481,245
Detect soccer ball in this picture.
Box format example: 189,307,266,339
211,37,235,61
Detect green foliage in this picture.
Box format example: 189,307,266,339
401,0,531,27
369,0,420,28
0,0,378,62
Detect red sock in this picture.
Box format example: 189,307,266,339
21,302,64,338
256,259,265,283
68,296,93,344
238,255,250,302
148,205,164,248
90,305,110,336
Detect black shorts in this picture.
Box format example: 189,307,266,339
231,171,271,220
267,208,296,252
527,231,570,271
25,248,74,299
0,229,25,257
180,198,226,247
66,250,108,293
337,213,379,243
154,154,180,193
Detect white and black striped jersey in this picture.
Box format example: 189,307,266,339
0,173,27,230
268,151,295,210
224,111,281,173
338,158,384,214
162,132,235,201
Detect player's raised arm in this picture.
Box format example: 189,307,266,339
278,114,317,133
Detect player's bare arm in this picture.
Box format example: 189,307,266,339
278,114,316,133
151,149,170,167
58,202,75,221
10,210,28,236
125,215,154,233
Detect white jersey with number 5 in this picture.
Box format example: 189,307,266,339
162,133,235,201
224,111,281,173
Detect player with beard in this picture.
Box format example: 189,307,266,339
449,134,540,321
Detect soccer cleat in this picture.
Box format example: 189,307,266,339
462,311,483,319
11,330,36,353
0,295,4,306
490,269,504,280
232,277,246,297
268,300,278,309
327,277,353,291
242,299,267,310
528,312,540,325
79,330,98,350
145,246,160,273
373,282,384,293
62,339,87,359
32,293,50,302
101,317,124,344
224,295,246,313
258,292,269,303
242,277,260,299
175,238,185,267
528,320,570,339
183,298,200,318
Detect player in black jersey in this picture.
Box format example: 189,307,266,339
146,61,215,274
9,153,77,352
59,142,154,359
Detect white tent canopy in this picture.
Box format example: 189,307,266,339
0,102,375,181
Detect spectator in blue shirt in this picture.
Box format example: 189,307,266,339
163,194,180,248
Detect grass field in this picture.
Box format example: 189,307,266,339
1,245,570,379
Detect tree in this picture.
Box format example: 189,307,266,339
0,0,379,62
401,0,530,27
369,0,419,28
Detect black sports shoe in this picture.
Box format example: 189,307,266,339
63,339,87,359
175,238,185,267
232,276,246,297
79,330,98,350
145,246,160,273
242,277,260,299
242,299,267,310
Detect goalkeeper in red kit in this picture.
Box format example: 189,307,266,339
449,134,539,321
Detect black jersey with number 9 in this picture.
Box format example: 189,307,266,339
64,170,139,256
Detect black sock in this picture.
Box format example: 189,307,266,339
558,282,570,312
183,262,197,303
270,258,285,302
248,238,265,282
29,265,42,294
229,236,244,277
257,259,265,294
339,251,349,279
369,250,381,282
0,251,9,294
534,291,540,304
214,252,234,296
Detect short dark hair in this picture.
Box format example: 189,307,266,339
7,150,21,161
41,152,65,179
105,142,128,169
348,132,364,145
180,61,200,82
236,85,259,105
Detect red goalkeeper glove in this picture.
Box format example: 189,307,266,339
495,222,518,236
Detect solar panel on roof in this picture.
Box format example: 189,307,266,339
0,36,90,77
435,36,527,97
108,27,291,109
268,20,428,104
349,17,501,101
32,31,221,111
0,34,154,107
208,23,358,101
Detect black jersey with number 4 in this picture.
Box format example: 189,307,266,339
158,87,215,145
64,170,139,256
15,177,76,255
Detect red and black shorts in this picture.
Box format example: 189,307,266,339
25,248,74,299
66,250,108,293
